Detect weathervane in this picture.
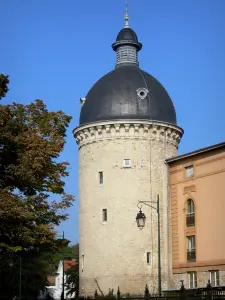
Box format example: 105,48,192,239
124,0,130,28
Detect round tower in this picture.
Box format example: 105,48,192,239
74,9,183,296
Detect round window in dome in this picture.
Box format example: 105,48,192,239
137,88,149,100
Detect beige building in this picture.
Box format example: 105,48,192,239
74,7,225,297
74,9,183,296
167,142,225,290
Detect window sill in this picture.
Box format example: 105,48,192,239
187,259,196,263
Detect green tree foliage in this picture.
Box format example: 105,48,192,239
65,261,79,298
1,252,55,299
0,74,9,99
53,243,79,268
60,244,79,298
0,74,75,298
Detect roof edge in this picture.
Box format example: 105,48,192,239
166,141,225,164
75,119,184,135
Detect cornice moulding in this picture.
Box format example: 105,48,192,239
73,120,183,149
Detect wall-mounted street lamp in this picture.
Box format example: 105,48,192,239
57,231,70,300
136,209,146,229
9,256,22,300
136,195,161,296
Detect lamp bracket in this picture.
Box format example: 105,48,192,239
138,200,158,212
137,202,142,210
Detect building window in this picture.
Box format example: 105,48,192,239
98,171,103,184
185,165,194,178
187,236,196,262
123,159,131,168
81,255,84,272
102,209,107,222
147,252,151,264
188,271,197,289
186,199,195,226
210,270,219,286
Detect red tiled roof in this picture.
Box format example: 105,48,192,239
64,259,77,271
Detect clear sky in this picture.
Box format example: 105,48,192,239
1,0,225,244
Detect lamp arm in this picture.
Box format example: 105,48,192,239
138,201,158,212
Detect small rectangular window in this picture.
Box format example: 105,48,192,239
99,171,103,184
147,252,151,264
185,165,194,178
81,255,84,272
210,270,219,286
102,209,107,222
123,159,131,168
188,271,197,288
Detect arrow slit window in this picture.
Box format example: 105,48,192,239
102,209,107,222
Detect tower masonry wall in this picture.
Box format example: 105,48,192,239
74,120,183,296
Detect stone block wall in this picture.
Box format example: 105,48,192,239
74,121,183,296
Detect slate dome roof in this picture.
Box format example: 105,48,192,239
116,27,138,42
79,22,177,126
79,64,176,125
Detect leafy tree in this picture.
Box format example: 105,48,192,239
0,75,75,298
53,243,79,268
65,261,79,298
0,74,9,99
1,251,55,299
59,244,79,298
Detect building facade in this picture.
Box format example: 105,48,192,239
74,10,183,296
167,142,225,290
74,7,225,297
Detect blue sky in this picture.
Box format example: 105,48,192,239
1,0,225,244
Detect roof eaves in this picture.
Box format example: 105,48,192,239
166,141,225,164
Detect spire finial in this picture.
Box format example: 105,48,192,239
124,0,129,28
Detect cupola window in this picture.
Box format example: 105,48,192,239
137,88,149,100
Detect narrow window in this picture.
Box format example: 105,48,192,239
81,255,84,272
102,209,107,222
185,165,194,178
123,159,131,168
147,252,151,264
210,270,219,286
99,171,103,184
186,199,195,226
188,271,197,288
187,236,196,261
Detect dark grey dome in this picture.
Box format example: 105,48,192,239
79,65,177,125
116,28,138,42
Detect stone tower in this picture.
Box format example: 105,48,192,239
74,9,183,297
